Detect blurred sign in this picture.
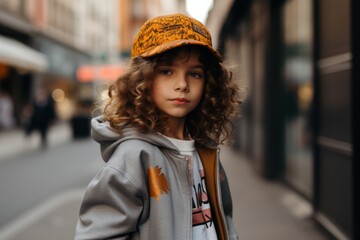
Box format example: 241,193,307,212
76,65,126,82
0,63,9,78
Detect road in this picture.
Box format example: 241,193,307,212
0,138,104,240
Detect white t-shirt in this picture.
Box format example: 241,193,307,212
164,136,218,240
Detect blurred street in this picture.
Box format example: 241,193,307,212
0,123,104,240
0,124,331,240
0,0,358,239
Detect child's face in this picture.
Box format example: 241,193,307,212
151,48,205,121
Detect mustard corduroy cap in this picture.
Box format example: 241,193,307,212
131,13,222,62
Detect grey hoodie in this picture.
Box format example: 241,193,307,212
75,116,238,240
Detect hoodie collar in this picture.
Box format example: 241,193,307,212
91,116,179,162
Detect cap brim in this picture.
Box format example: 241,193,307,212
139,39,223,62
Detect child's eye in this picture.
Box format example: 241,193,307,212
189,71,203,79
159,69,173,75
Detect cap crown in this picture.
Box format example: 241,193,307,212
131,13,222,62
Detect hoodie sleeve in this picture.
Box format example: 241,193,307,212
75,165,145,240
219,162,239,240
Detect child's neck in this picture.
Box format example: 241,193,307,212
163,130,189,140
163,119,190,140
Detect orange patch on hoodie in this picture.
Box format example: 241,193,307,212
148,166,170,201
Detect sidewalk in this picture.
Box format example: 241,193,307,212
220,146,332,240
0,127,332,240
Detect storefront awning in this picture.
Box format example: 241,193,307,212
0,35,48,73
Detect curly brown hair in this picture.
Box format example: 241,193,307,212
103,45,241,145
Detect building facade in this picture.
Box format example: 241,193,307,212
0,0,120,123
207,0,358,239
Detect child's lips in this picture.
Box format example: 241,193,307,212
170,98,190,104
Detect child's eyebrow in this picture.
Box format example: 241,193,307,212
157,62,173,67
157,63,204,69
190,64,205,70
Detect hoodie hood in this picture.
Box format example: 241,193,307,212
91,116,178,162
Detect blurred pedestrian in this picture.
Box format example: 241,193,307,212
0,89,15,131
25,88,56,149
75,13,241,240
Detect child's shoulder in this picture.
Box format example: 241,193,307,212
104,138,167,181
109,138,162,163
119,138,157,151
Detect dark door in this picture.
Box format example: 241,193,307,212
314,0,353,238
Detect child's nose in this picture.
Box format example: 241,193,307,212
174,75,189,92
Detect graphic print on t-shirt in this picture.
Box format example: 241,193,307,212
192,169,213,227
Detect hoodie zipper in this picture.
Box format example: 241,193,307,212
184,155,193,240
184,155,194,185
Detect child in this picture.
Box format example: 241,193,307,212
75,13,240,240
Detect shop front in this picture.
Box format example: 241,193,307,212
33,36,90,121
0,29,48,129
